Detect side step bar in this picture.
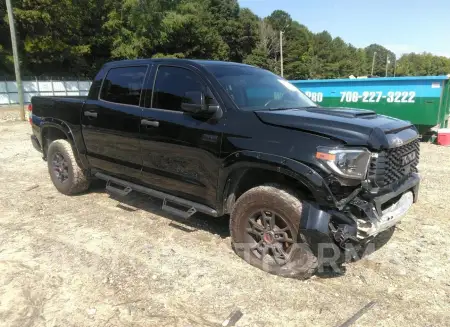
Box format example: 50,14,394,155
106,180,132,197
95,172,219,218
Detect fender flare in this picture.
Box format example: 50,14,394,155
40,118,89,169
218,150,334,209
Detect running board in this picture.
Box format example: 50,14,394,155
162,198,197,219
106,180,132,197
95,172,218,218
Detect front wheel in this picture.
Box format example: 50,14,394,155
47,139,90,195
230,184,318,279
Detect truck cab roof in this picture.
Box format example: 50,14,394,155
103,58,253,69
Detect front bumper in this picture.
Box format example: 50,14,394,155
299,173,420,263
356,191,413,239
351,173,420,239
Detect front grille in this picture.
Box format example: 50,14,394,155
368,139,420,187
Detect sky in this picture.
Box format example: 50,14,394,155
238,0,450,58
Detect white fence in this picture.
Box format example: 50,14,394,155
0,80,92,105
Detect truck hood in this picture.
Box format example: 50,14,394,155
255,107,418,150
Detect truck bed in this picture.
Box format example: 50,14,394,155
31,96,86,126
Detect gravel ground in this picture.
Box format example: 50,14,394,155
0,106,27,123
0,115,449,326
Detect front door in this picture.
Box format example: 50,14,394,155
139,65,223,207
82,65,148,180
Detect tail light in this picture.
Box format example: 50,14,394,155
27,104,32,124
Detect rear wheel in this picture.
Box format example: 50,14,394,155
47,139,90,195
230,184,318,279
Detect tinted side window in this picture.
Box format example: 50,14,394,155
100,66,147,106
153,66,204,111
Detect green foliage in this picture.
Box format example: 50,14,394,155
0,1,14,75
364,43,396,77
396,53,450,76
0,1,449,78
244,18,279,73
283,22,313,79
267,10,292,32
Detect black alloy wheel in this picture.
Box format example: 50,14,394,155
51,151,70,183
246,209,296,265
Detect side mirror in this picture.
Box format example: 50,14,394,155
181,91,205,113
181,91,219,114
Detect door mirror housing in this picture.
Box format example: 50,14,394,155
181,91,219,114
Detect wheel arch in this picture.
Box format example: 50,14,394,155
219,151,333,214
40,119,89,169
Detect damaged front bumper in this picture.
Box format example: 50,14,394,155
356,191,413,239
299,173,420,259
350,173,420,240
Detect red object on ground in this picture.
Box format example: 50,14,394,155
437,128,450,146
28,104,32,124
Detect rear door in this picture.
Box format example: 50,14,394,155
139,65,223,207
82,65,149,180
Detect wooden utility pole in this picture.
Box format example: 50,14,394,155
6,0,25,120
280,30,284,77
393,56,397,77
371,52,377,76
385,54,389,77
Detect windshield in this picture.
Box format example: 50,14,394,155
207,64,317,111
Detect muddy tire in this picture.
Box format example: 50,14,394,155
47,139,90,195
230,184,318,279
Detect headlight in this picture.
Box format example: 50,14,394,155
316,147,371,180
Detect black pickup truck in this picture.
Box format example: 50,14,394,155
30,59,420,279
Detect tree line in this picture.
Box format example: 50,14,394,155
1,0,449,79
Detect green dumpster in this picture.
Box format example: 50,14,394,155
291,75,450,134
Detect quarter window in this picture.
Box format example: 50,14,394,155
100,66,147,106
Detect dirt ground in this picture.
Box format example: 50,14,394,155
0,110,449,327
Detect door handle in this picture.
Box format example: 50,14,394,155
141,119,159,127
84,111,98,118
